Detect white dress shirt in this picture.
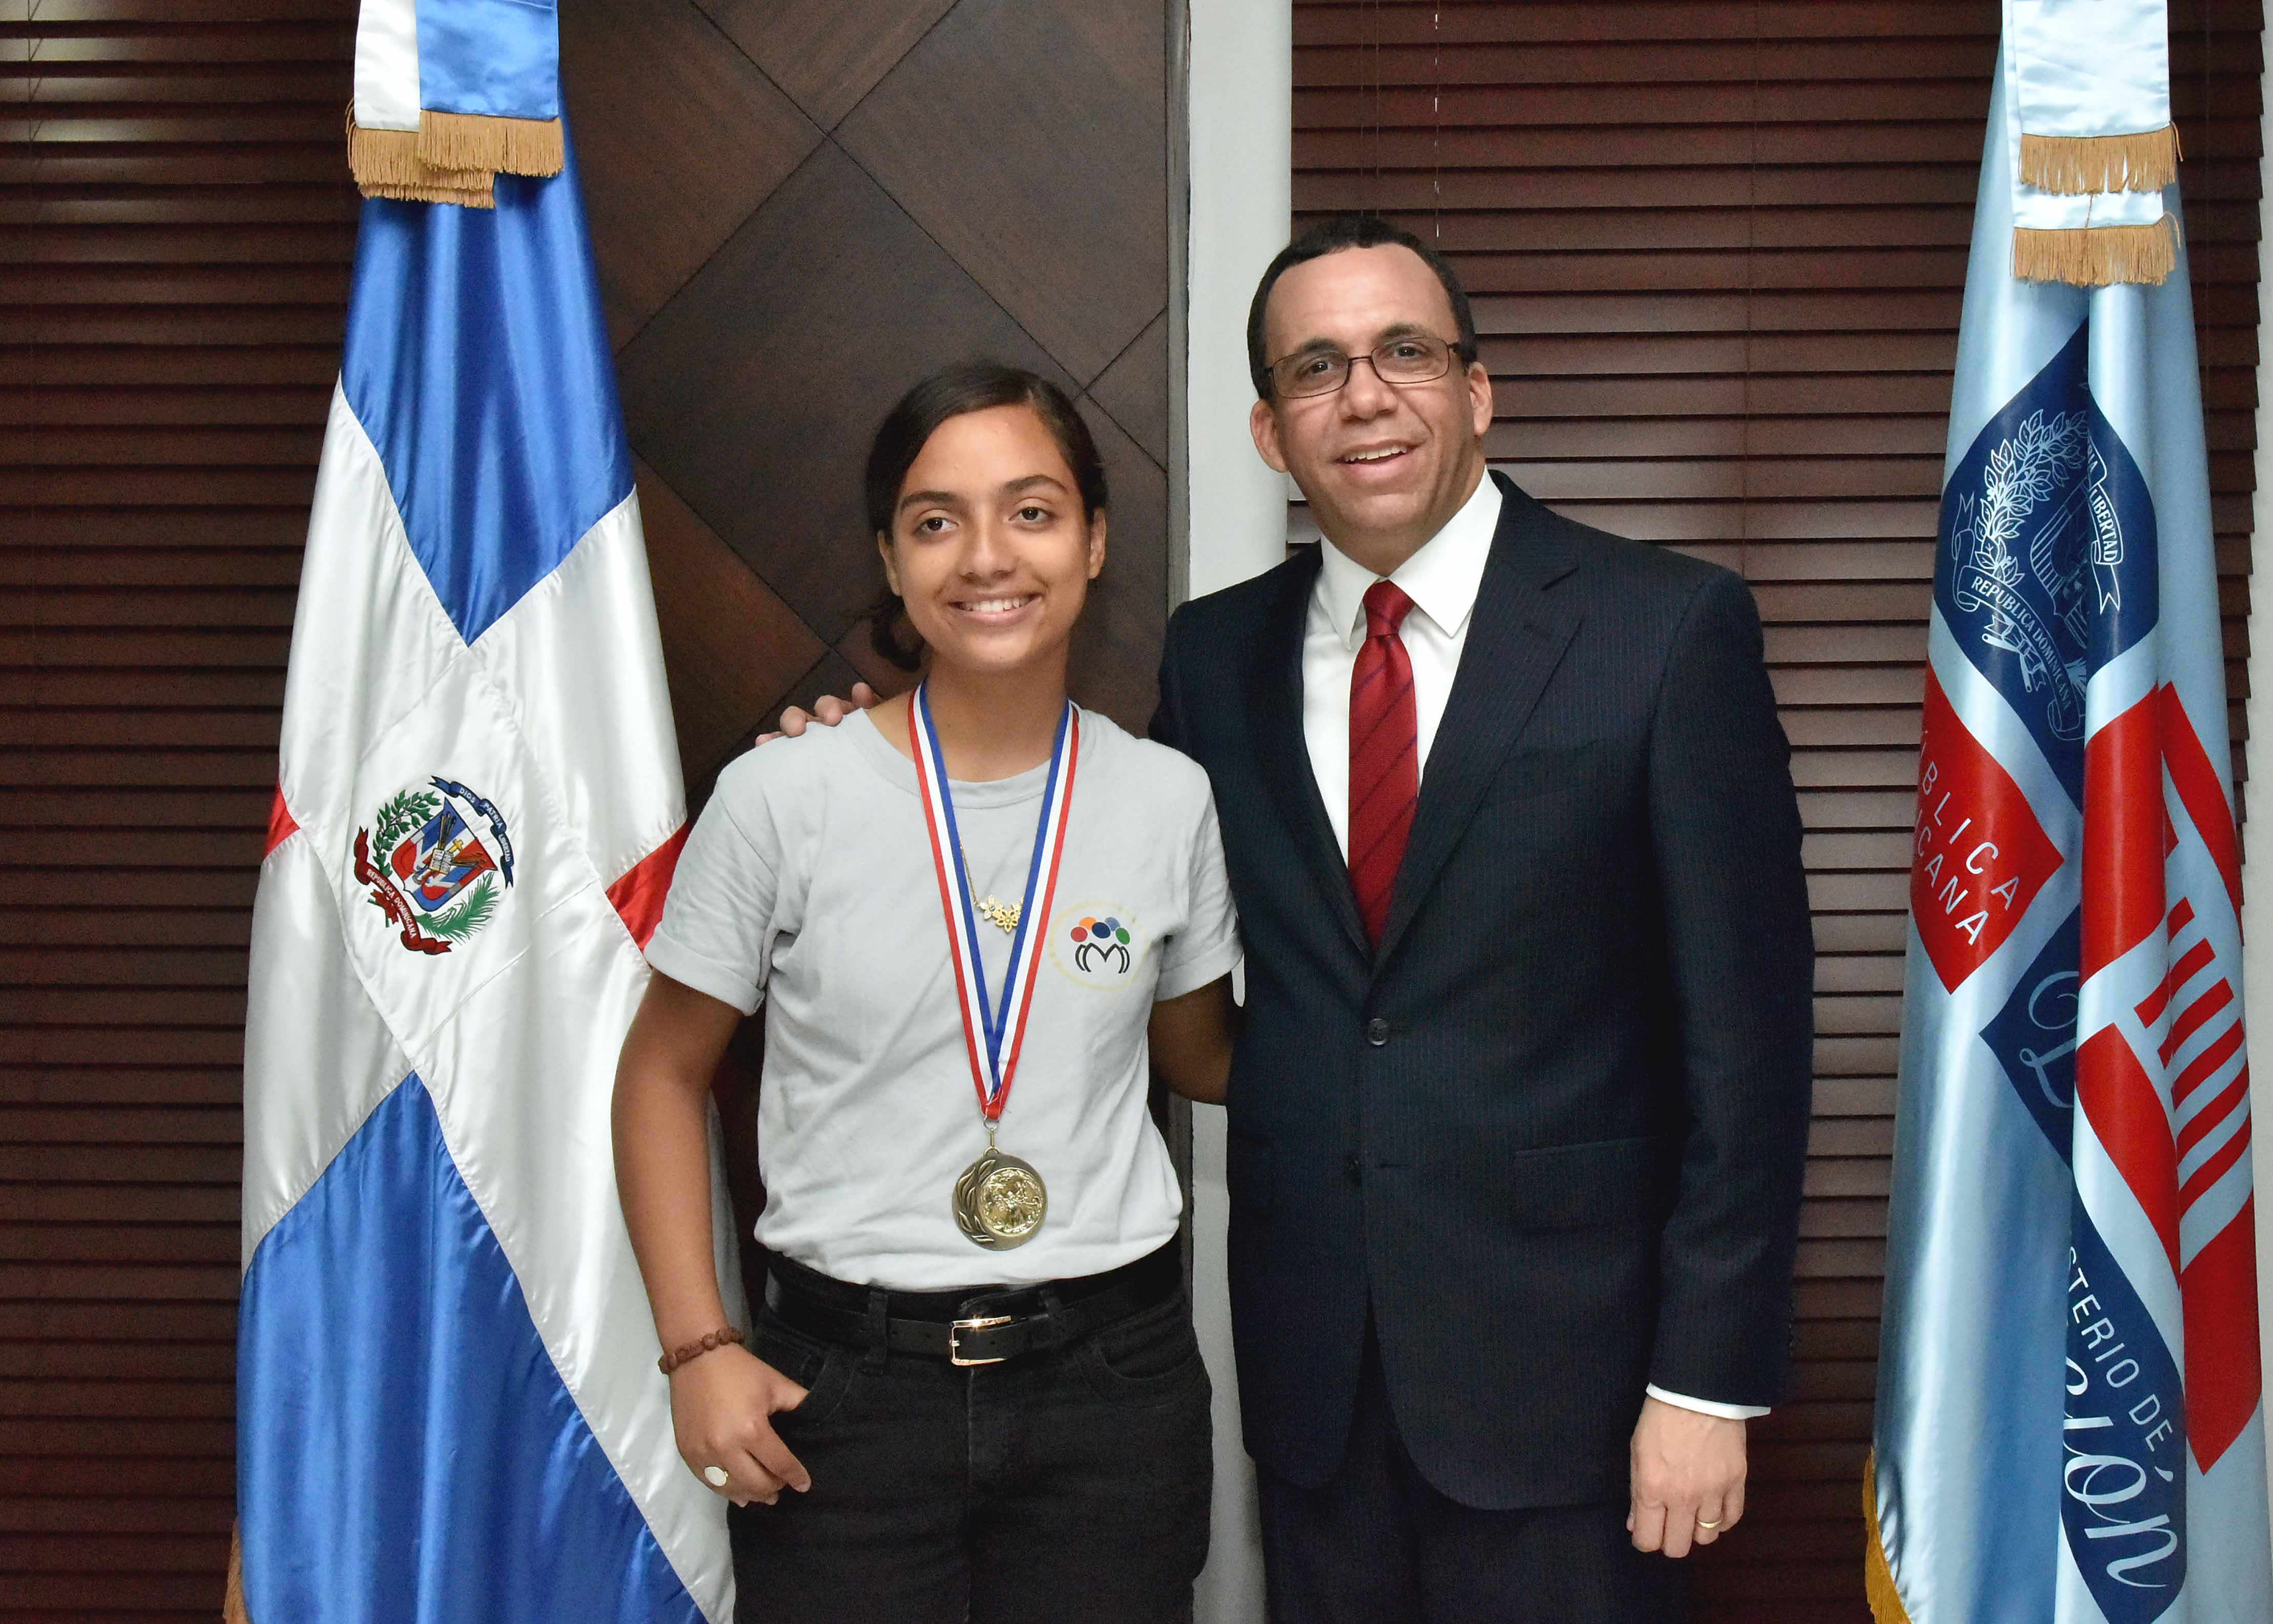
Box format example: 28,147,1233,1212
1299,472,1767,1424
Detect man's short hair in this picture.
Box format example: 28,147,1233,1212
1246,214,1480,400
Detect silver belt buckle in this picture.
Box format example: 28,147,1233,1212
949,1313,1014,1366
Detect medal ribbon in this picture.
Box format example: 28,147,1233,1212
910,683,1079,1124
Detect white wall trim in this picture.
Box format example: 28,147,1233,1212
1183,2,1293,602
1179,3,1291,1619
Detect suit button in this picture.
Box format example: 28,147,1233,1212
1345,1154,1363,1186
1365,1017,1390,1046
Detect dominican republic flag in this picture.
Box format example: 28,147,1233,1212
233,84,738,1624
1867,35,2271,1624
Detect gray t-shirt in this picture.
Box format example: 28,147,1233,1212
645,706,1242,1289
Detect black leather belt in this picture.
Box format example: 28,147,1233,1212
766,1242,1180,1367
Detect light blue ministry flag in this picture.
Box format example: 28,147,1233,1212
1868,21,2271,1624
232,9,735,1619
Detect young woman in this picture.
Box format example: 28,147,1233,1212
613,362,1239,1623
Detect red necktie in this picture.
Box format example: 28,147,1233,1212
1348,581,1418,947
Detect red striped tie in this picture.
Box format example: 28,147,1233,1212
1349,580,1418,947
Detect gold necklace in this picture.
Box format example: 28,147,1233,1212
960,847,1020,933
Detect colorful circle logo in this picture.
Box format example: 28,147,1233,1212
1050,903,1141,988
1069,915,1130,948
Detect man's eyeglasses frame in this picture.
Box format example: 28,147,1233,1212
1267,333,1469,400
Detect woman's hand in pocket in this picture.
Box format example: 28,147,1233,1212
669,1344,812,1506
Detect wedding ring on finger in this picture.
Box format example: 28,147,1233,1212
702,1465,731,1489
1697,1516,1723,1530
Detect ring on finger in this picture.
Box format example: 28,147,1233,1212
702,1464,731,1488
1697,1516,1723,1530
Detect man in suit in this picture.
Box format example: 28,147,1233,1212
1143,214,1814,1621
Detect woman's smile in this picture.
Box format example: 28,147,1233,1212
947,589,1043,625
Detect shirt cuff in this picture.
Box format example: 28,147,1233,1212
1153,938,1244,1003
1645,1384,1769,1421
643,933,762,1017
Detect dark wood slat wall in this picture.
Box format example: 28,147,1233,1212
1292,3,2262,1617
6,0,357,1612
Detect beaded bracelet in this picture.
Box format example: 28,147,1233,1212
658,1326,745,1375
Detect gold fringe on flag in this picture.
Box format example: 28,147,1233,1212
2020,125,2181,195
1862,1451,1915,1624
223,1524,251,1624
2013,217,2177,288
346,107,495,209
362,170,499,209
416,110,564,179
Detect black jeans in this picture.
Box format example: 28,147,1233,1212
729,1282,1213,1623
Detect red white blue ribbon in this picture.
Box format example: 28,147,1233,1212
910,683,1079,1122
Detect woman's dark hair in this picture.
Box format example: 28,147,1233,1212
863,361,1108,671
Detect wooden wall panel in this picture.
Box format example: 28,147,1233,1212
593,0,1176,784
1292,3,2261,1617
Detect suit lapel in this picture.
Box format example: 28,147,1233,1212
1247,547,1371,960
1375,478,1581,967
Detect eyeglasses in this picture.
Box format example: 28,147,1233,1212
1268,333,1462,399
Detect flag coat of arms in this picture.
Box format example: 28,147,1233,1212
234,21,739,1618
1869,11,2271,1622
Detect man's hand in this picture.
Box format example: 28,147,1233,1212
757,683,881,745
1627,1395,1746,1557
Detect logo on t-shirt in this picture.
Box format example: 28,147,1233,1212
1049,902,1142,990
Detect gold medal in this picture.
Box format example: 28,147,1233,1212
911,684,1078,1254
953,1140,1049,1249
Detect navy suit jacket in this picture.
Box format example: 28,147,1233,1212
1152,474,1814,1508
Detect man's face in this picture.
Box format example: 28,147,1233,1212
1250,244,1493,563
